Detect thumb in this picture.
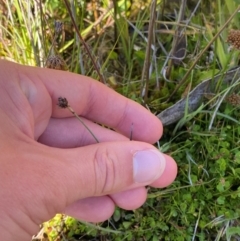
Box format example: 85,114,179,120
1,140,166,239
50,141,166,204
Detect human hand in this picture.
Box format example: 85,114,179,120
0,60,177,240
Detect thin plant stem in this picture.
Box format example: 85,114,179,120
57,97,99,143
67,105,100,143
130,123,133,141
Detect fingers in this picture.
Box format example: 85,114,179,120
51,142,174,206
17,62,162,143
4,139,169,225
64,187,147,223
1,125,176,230
38,117,129,148
64,158,176,224
64,196,115,223
38,140,175,222
31,141,167,208
110,187,147,210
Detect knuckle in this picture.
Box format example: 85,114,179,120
93,146,118,195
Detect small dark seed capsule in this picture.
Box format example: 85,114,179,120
54,20,63,34
57,97,68,108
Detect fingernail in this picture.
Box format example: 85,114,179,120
133,150,166,183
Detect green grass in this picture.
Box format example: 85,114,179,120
1,0,240,240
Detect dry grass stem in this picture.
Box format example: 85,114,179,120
140,0,157,103
63,0,105,83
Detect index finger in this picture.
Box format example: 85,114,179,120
22,64,163,143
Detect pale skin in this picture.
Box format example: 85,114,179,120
0,60,177,240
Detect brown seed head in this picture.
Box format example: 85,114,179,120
227,29,240,50
226,93,240,106
46,55,67,71
57,97,68,108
